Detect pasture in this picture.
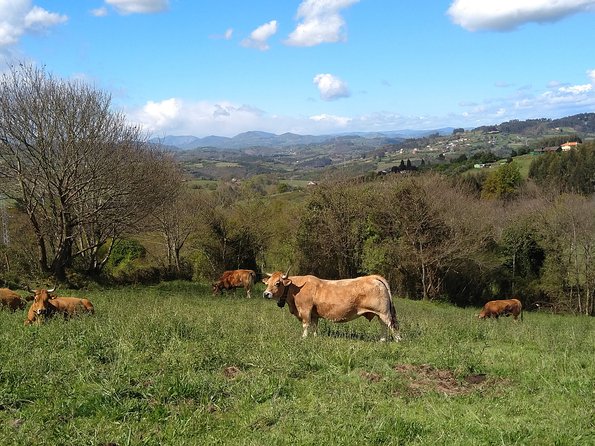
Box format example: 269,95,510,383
0,282,593,445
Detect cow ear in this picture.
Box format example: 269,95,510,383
282,278,292,287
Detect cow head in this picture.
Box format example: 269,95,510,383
262,269,292,308
29,288,56,318
212,281,223,295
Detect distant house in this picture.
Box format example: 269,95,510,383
561,141,579,151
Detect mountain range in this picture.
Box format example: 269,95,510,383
150,128,456,151
150,113,595,151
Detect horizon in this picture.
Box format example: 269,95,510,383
2,1,595,138
154,126,458,140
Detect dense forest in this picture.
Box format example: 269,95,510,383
1,65,594,316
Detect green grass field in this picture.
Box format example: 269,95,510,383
1,282,593,445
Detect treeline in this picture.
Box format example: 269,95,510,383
529,142,595,195
295,172,595,315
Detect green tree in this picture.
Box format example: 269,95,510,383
481,162,522,200
500,217,545,297
296,179,369,278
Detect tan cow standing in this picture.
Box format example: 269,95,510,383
478,298,523,321
24,288,94,325
0,288,26,311
263,270,401,341
212,269,256,298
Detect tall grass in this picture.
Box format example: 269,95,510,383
0,282,593,445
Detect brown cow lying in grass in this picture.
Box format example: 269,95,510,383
0,288,27,311
478,298,523,321
24,288,94,325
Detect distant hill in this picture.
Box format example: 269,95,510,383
151,113,595,153
149,128,454,151
474,113,595,135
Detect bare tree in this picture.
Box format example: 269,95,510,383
0,64,177,281
367,174,495,301
152,184,203,274
538,194,595,315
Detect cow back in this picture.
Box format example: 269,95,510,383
0,288,26,311
50,297,95,315
291,275,392,322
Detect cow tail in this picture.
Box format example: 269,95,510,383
377,276,399,330
389,298,399,331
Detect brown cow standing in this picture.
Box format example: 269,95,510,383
24,288,95,325
478,298,523,321
212,269,256,298
0,288,27,311
262,270,401,341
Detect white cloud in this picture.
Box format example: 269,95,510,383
313,73,350,101
105,0,169,15
91,7,109,17
460,75,595,124
588,69,595,84
142,98,181,127
558,84,593,94
128,98,272,137
447,0,595,31
241,20,278,50
210,28,234,40
24,6,67,30
310,113,352,127
286,0,359,46
0,0,66,47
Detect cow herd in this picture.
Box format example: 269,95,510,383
1,269,523,338
0,287,94,325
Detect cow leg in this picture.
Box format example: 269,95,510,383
302,320,310,338
377,313,401,342
301,314,314,338
311,316,319,337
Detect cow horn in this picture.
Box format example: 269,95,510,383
47,286,56,293
282,266,292,279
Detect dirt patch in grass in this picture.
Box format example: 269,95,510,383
391,364,501,396
223,365,242,379
360,371,383,383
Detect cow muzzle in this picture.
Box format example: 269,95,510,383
263,291,273,299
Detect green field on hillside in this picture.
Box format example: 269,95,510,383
512,154,536,178
1,282,593,445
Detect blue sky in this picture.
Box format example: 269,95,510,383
1,0,595,137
